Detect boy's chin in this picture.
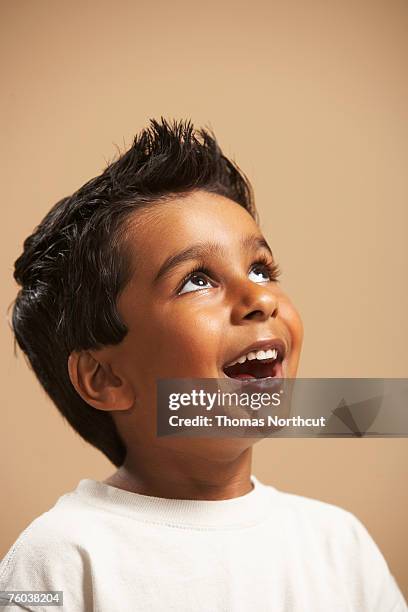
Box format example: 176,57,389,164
161,436,260,459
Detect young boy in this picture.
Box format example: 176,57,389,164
1,118,406,611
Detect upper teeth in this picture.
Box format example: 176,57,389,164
226,348,279,367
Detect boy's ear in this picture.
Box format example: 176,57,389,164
67,350,135,412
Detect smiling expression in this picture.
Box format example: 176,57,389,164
113,190,303,405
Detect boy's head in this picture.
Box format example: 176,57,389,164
12,118,303,468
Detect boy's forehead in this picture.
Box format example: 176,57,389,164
126,191,260,256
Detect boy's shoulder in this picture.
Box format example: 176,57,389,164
265,483,383,554
264,484,406,610
263,478,364,524
0,486,95,583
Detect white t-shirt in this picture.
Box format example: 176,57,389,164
0,475,406,611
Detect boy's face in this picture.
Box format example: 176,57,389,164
105,190,303,458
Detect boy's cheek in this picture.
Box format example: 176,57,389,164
291,308,304,349
154,307,225,349
121,329,222,382
278,297,304,339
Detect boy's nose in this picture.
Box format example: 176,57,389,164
230,280,279,324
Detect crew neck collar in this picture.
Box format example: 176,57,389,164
70,475,274,529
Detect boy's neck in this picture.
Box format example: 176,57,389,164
103,447,254,501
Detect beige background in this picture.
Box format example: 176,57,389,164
1,0,407,600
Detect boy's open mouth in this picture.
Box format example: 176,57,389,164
222,339,286,380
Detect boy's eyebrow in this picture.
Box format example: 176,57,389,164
153,235,273,284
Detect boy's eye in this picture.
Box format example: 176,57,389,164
178,272,213,295
177,259,280,295
248,263,274,283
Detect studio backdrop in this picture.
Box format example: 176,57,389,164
1,0,407,599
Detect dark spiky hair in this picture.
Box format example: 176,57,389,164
11,117,257,466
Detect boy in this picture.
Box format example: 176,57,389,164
1,118,406,611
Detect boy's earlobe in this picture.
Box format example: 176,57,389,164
67,351,135,412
